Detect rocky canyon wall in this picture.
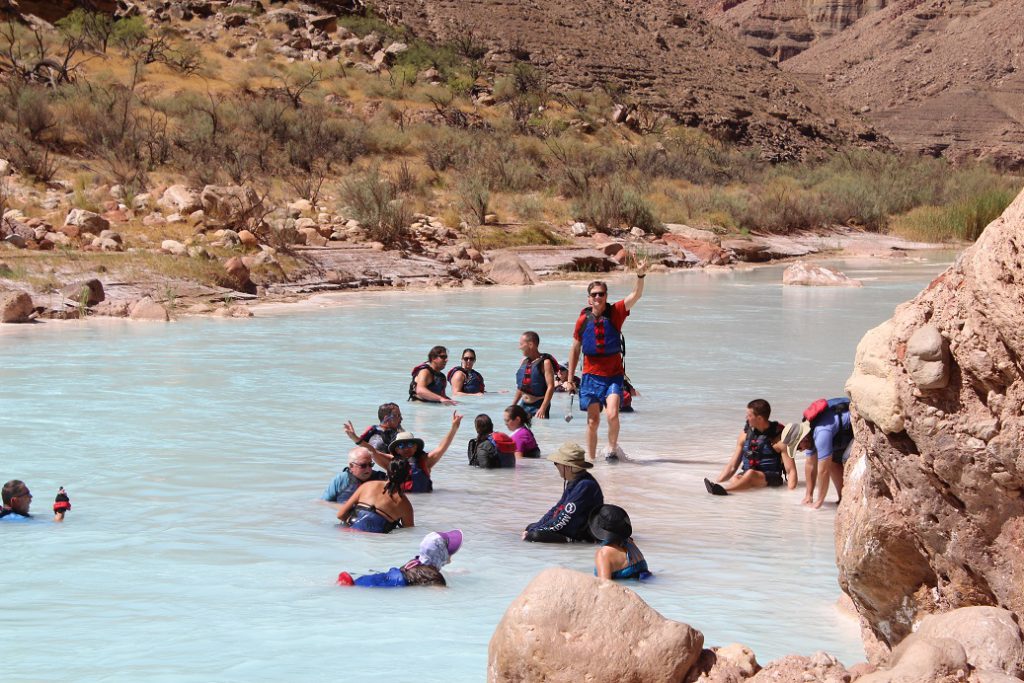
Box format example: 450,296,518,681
841,188,1024,651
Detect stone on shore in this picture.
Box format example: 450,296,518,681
158,185,202,215
129,297,169,321
488,567,703,683
782,261,862,287
748,652,849,682
64,208,110,234
839,188,1024,651
0,290,34,322
223,256,256,294
486,252,538,285
61,279,105,307
201,185,263,225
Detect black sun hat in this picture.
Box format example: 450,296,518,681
589,504,633,542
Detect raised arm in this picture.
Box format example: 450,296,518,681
622,258,649,311
345,420,393,469
425,411,464,468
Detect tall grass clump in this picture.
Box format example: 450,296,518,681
891,188,1018,242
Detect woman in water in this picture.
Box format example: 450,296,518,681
448,348,486,396
591,504,651,580
504,404,541,459
335,459,414,533
337,529,463,587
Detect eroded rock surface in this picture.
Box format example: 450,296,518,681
488,567,703,683
840,189,1024,650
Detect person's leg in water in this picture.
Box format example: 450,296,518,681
604,392,621,459
723,468,768,493
585,401,602,461
829,441,852,504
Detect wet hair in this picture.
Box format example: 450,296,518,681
475,413,494,438
385,458,411,496
505,404,532,428
747,399,772,419
2,479,28,506
428,345,448,361
587,280,608,295
377,402,400,422
521,331,539,345
461,348,476,360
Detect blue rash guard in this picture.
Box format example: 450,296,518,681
321,468,387,503
526,471,604,541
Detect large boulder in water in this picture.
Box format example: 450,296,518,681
486,252,538,285
488,567,703,683
782,261,862,287
839,188,1024,653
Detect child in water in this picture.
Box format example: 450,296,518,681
504,405,541,459
591,505,651,580
337,529,463,587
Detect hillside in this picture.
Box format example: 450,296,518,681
367,0,888,161
784,0,1024,169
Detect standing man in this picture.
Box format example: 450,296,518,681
563,261,648,462
513,331,558,419
409,346,456,405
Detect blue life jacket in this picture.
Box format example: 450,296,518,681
447,366,485,393
347,504,400,533
741,420,784,474
516,353,557,397
811,398,853,455
409,363,447,401
580,308,623,358
402,453,433,493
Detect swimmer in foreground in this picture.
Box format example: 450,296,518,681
337,529,463,587
336,459,414,533
591,504,651,580
0,480,70,523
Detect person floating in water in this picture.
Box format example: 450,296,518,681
335,459,414,533
591,504,651,581
409,346,457,404
522,443,604,543
704,399,796,495
337,529,463,587
0,480,69,523
563,258,649,462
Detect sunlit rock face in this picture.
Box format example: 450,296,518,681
841,189,1024,653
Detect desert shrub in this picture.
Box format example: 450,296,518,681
544,138,618,197
419,127,474,174
572,180,662,234
56,9,115,53
0,126,60,181
339,168,410,245
457,175,490,225
14,86,57,142
471,140,542,192
396,40,460,75
508,193,544,221
891,188,1018,242
739,176,824,232
470,222,567,249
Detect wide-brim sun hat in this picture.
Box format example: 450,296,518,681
438,529,463,555
547,442,592,469
781,421,812,460
589,504,632,542
388,431,425,455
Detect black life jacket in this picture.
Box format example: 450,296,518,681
516,353,558,397
447,366,485,393
741,420,784,475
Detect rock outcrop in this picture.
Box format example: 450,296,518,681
841,188,1024,650
0,289,33,322
488,567,703,683
782,261,862,287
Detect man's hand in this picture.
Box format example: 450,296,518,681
53,487,70,521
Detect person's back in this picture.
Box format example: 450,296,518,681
810,399,853,462
338,460,414,533
467,414,515,468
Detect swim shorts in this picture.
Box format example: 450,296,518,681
764,471,784,488
578,374,624,411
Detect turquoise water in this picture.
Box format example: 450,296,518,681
0,255,951,681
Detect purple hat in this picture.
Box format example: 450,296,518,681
438,529,463,555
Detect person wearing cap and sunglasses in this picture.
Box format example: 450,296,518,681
522,443,604,543
591,504,651,581
320,446,387,504
337,529,464,587
563,258,649,462
344,411,464,493
1,480,70,523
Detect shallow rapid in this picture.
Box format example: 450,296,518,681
0,255,953,681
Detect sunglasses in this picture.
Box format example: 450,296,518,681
437,354,448,359
463,357,476,361
349,462,373,469
395,442,417,449
588,291,607,298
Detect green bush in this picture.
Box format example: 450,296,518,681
572,180,662,234
892,189,1018,242
339,168,410,245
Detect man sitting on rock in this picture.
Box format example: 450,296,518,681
1,480,70,522
522,443,604,543
321,447,387,504
704,399,796,495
